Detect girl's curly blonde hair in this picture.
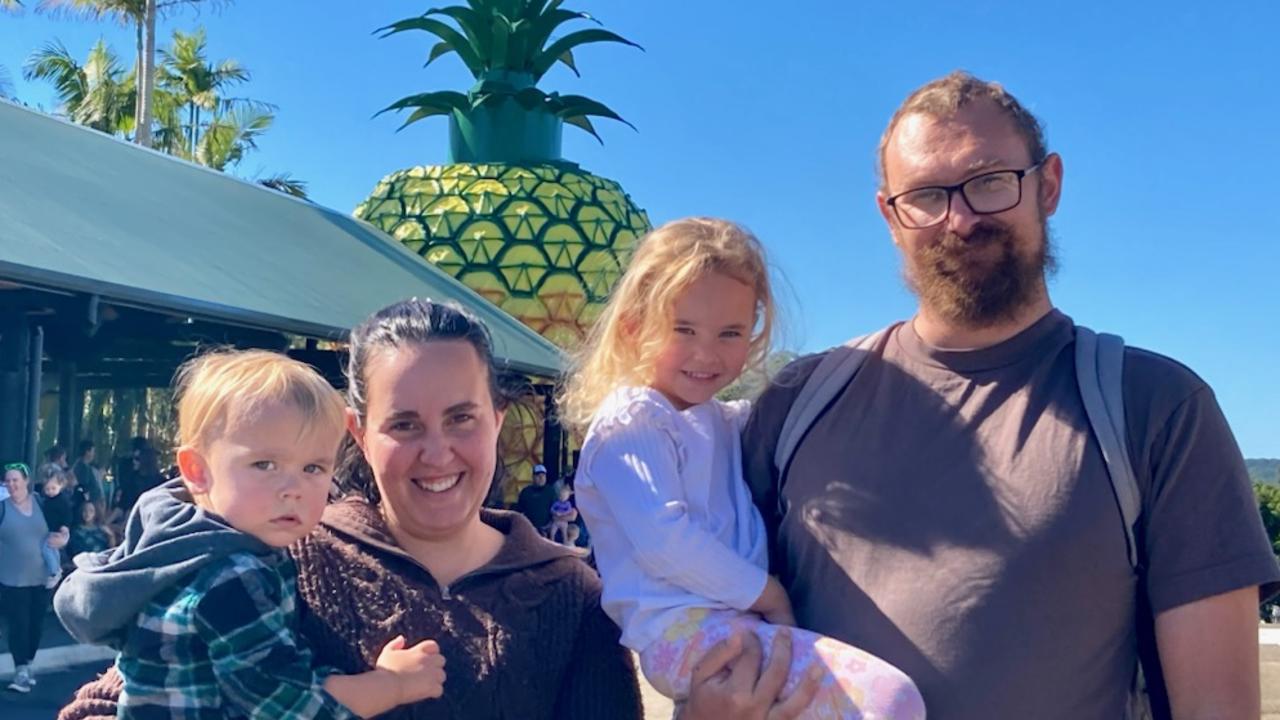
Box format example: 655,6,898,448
559,217,775,432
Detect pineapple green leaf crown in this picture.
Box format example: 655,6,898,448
375,0,641,145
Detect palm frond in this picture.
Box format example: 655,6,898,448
35,0,142,25
257,172,308,199
23,39,89,112
196,106,272,170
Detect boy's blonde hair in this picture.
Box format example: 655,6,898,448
174,349,346,452
560,217,775,432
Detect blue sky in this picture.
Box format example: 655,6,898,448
2,1,1277,456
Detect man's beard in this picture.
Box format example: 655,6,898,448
904,219,1057,329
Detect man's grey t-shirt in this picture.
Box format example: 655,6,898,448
743,311,1279,719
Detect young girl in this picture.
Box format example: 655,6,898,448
561,218,926,718
67,498,113,559
548,483,577,545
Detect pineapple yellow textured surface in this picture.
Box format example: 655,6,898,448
356,163,651,349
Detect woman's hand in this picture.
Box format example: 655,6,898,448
48,528,70,550
681,630,820,720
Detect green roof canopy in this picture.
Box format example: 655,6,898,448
0,100,563,377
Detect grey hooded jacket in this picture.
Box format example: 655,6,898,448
53,479,273,648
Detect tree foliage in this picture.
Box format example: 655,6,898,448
1255,482,1280,556
718,350,800,403
23,38,136,134
20,28,304,194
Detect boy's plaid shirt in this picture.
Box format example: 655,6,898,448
115,550,357,719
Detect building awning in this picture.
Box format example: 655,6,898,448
0,100,564,377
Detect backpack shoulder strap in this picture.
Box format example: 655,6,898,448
774,326,894,481
1075,325,1141,569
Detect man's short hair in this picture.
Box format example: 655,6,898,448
878,70,1048,189
77,440,94,456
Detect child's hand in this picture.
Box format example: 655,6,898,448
375,635,447,705
750,576,797,627
762,602,796,628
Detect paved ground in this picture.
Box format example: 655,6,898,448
0,659,113,720
1263,644,1280,719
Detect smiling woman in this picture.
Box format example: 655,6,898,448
59,299,642,720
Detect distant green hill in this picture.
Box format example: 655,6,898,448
1249,458,1280,485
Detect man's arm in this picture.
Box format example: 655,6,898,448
1156,586,1260,720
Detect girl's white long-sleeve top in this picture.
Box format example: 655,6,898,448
575,386,770,652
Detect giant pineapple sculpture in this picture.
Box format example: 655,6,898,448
356,1,650,494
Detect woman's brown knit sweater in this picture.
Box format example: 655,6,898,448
58,498,642,720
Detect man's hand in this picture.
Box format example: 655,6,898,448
681,629,821,720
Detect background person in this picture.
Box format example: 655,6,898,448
514,463,557,536
1,462,67,693
71,440,104,516
66,500,115,559
39,465,74,587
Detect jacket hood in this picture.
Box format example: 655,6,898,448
53,478,273,647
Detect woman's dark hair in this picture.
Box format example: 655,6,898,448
135,447,162,478
336,298,523,504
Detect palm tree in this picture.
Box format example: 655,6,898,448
157,27,252,156
35,0,232,148
0,0,22,96
195,106,271,170
156,27,274,167
23,38,135,134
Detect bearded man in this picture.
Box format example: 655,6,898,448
681,71,1279,720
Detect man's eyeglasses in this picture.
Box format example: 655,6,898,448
885,160,1045,229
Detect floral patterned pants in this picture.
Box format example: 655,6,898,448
639,608,926,720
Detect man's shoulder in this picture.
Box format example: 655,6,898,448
747,351,833,431
1120,344,1208,400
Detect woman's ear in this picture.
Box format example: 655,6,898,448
176,447,209,496
345,408,366,453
